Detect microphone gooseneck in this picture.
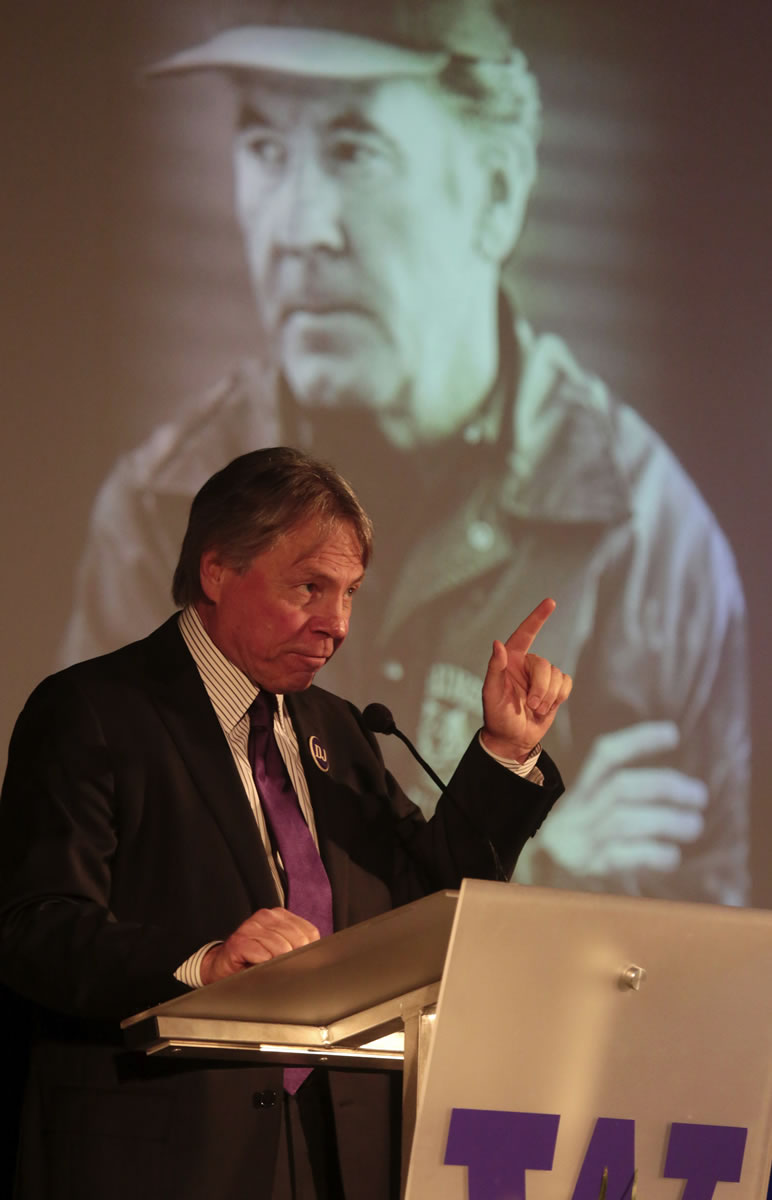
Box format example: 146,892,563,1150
362,702,447,792
362,700,509,884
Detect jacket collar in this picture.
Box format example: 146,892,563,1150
502,316,632,525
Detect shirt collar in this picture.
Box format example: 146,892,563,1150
178,606,287,730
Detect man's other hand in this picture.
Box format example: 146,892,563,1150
200,908,320,985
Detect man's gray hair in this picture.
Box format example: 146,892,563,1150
172,446,374,608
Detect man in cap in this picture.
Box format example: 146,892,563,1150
1,446,569,1199
59,0,749,906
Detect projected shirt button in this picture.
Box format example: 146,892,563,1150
467,521,495,551
381,660,405,682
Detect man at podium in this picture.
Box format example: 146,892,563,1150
0,448,570,1198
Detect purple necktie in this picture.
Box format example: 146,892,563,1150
248,691,333,1093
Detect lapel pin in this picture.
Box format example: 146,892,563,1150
308,735,329,772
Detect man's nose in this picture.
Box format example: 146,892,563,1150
273,153,345,255
316,595,349,641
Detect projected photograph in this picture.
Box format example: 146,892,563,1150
3,0,770,910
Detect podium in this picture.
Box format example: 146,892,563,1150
123,879,772,1198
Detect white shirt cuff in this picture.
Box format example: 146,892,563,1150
174,941,222,988
478,733,544,784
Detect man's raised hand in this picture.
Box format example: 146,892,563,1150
481,597,572,763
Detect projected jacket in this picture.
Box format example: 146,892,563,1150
58,317,750,906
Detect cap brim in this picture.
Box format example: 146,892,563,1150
148,27,449,81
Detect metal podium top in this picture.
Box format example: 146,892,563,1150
122,888,457,1064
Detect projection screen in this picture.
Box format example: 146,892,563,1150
2,0,770,908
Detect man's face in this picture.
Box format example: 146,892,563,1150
232,74,501,445
197,516,365,693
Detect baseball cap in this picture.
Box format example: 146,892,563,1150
149,0,517,81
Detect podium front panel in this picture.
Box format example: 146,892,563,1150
406,879,772,1199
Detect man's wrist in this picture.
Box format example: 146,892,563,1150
478,731,542,776
480,729,541,766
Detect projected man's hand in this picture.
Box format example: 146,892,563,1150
532,721,708,874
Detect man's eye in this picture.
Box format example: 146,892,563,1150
328,137,390,175
240,133,286,167
331,139,367,163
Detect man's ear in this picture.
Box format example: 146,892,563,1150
199,549,226,604
476,130,535,263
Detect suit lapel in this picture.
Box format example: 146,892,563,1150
141,619,280,909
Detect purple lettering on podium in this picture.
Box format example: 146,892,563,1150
664,1122,747,1199
444,1109,559,1200
570,1118,636,1200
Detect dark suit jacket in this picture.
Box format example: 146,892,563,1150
0,616,562,1200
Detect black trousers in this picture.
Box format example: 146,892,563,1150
272,1073,345,1200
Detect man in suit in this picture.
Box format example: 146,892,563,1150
0,447,569,1199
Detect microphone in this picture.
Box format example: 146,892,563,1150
362,702,508,882
362,703,447,793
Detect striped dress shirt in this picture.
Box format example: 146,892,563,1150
175,605,321,985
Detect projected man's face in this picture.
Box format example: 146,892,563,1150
233,74,506,447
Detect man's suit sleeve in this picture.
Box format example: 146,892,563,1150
295,689,564,912
0,674,192,1022
387,732,563,901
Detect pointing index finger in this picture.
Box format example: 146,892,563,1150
505,597,557,655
